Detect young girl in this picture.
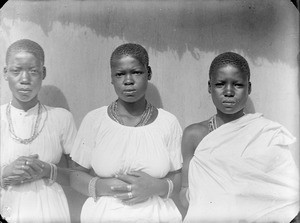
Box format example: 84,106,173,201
180,52,299,222
0,39,77,222
70,43,182,222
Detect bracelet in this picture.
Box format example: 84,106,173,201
185,188,190,203
47,163,57,185
165,178,174,200
88,177,100,202
0,165,8,189
0,177,9,190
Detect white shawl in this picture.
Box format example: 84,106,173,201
184,113,299,223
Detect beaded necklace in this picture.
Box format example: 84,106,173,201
208,113,246,132
6,101,45,144
108,100,154,127
208,115,218,132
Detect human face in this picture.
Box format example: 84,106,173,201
111,55,151,103
208,64,251,116
4,51,46,108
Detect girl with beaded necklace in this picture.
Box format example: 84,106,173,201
69,43,183,222
180,52,299,222
0,39,77,222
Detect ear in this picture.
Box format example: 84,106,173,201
208,80,212,94
42,66,46,80
3,67,8,81
248,81,252,95
147,66,152,80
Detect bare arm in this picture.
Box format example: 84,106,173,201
69,160,128,198
1,154,72,187
179,123,208,209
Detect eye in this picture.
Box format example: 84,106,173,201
133,71,143,75
214,83,224,87
234,83,244,88
115,73,124,77
9,68,21,75
29,69,39,76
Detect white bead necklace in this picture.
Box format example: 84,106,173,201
6,101,47,144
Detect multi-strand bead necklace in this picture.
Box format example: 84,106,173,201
108,100,154,127
6,101,45,144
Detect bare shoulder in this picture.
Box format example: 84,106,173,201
182,119,210,151
184,120,209,140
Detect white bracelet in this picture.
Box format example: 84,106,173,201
0,165,8,189
165,178,174,199
88,177,100,202
47,163,57,185
185,188,190,203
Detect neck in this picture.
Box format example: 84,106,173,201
117,98,147,116
11,98,39,112
216,109,245,126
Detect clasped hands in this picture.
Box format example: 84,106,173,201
2,154,50,186
111,170,164,206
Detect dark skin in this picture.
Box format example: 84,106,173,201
179,64,251,212
70,55,181,206
2,50,71,186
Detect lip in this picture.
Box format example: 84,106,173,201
222,100,236,106
18,89,32,93
123,89,136,95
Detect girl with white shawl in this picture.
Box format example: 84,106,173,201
180,52,299,222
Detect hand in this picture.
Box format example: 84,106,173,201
111,171,166,205
2,154,47,185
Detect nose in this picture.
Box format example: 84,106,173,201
20,70,30,84
124,74,134,85
224,84,234,97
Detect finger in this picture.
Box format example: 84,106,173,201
115,174,135,184
111,184,132,192
26,158,45,169
127,171,145,177
25,160,44,174
123,197,148,206
14,164,34,178
114,192,134,200
29,154,39,158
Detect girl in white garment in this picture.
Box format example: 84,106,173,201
70,43,183,223
0,39,77,223
180,52,299,222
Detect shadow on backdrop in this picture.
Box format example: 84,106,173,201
146,82,163,109
39,85,70,111
39,85,87,223
1,0,298,67
244,97,256,114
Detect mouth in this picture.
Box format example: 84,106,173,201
123,89,136,95
18,89,32,94
222,100,236,106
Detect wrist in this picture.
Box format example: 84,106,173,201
42,163,51,179
157,178,170,198
1,165,9,178
88,177,100,202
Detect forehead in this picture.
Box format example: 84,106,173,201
7,51,41,65
111,55,145,68
212,64,247,80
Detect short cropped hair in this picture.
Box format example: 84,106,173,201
209,52,250,80
110,43,149,67
6,39,45,65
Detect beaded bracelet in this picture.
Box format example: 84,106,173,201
88,177,100,202
47,163,57,185
0,165,7,189
165,178,174,200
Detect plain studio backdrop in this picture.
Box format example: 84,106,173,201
0,0,299,221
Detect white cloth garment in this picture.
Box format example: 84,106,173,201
0,103,77,223
184,113,299,223
70,106,183,223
